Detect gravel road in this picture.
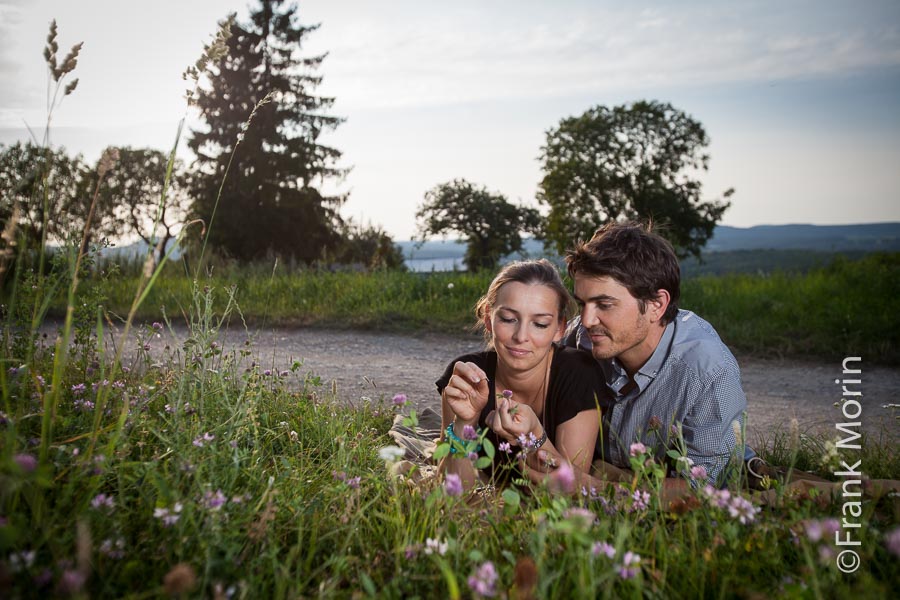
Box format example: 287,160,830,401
179,325,900,446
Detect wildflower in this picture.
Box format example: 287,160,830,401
289,430,299,442
424,537,449,556
727,496,759,524
163,563,197,595
804,518,840,543
263,369,273,376
647,415,662,431
164,404,175,414
630,489,651,512
675,455,694,469
690,465,707,481
332,470,347,482
467,451,478,461
378,445,405,463
99,537,126,559
447,282,455,289
444,473,463,497
617,551,641,579
9,550,36,572
154,502,183,527
8,366,21,376
346,476,361,489
498,441,512,453
467,561,498,598
629,442,647,457
14,453,38,473
91,493,115,512
71,383,86,395
0,411,7,425
563,507,595,531
152,321,163,330
549,460,576,494
581,485,600,500
392,393,408,407
462,424,478,441
203,489,227,511
592,541,616,559
192,432,215,447
502,389,514,399
279,370,289,377
885,527,900,558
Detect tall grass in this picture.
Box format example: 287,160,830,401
1,19,898,599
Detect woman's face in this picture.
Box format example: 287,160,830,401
486,281,565,373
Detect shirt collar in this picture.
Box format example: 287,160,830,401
600,319,675,396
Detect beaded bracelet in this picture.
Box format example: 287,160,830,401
444,422,482,455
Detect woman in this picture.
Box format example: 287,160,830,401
437,259,605,491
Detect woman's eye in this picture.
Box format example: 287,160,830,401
499,316,517,324
534,322,550,329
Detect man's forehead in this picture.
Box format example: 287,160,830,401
573,274,629,297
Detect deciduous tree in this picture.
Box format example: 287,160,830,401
538,100,732,258
416,179,541,271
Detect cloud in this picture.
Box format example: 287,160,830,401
317,3,900,110
0,1,32,115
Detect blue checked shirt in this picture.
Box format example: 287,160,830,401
563,309,748,485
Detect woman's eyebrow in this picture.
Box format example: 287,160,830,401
497,305,556,318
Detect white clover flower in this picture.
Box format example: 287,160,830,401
378,445,405,463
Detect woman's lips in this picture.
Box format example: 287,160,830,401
506,347,530,357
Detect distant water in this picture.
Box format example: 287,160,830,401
405,257,467,272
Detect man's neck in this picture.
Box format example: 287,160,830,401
618,322,667,379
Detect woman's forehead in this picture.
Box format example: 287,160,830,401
494,281,560,315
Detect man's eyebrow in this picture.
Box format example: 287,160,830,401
574,294,618,304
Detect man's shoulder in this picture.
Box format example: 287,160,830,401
666,310,740,381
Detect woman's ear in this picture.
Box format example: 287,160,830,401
483,306,492,333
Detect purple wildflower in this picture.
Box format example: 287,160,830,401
498,441,512,453
563,507,596,531
71,383,86,395
467,451,478,461
405,545,418,560
14,453,38,473
467,561,498,598
462,424,478,441
58,570,87,595
424,538,448,556
647,415,662,431
203,489,227,511
392,393,407,407
154,502,183,527
91,493,115,512
263,369,273,377
886,527,900,558
502,389,513,399
727,496,759,524
346,476,361,489
444,473,463,497
100,537,126,559
592,541,616,559
617,551,641,579
629,442,647,457
630,490,650,512
690,465,707,481
550,460,575,494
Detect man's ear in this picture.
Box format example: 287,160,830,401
649,290,671,323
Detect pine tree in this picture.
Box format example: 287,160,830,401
188,0,345,262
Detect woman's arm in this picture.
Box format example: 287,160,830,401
438,361,490,491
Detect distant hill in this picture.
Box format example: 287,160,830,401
401,223,900,273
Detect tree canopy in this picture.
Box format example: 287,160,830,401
416,179,541,271
188,0,346,263
538,100,732,258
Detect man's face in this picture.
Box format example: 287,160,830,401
573,274,652,364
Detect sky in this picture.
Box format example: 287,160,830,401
1,0,899,241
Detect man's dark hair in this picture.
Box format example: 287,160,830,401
565,221,680,323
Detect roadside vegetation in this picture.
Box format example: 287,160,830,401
1,14,897,599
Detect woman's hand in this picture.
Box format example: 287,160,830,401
487,398,542,443
442,361,490,424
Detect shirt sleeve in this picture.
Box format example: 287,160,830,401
680,363,747,486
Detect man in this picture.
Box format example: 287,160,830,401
561,221,750,489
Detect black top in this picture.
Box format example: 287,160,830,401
436,345,608,479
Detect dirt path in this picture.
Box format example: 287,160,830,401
198,326,899,446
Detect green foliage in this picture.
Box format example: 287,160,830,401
416,179,541,271
538,100,732,259
94,147,189,265
188,0,346,263
329,220,406,271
